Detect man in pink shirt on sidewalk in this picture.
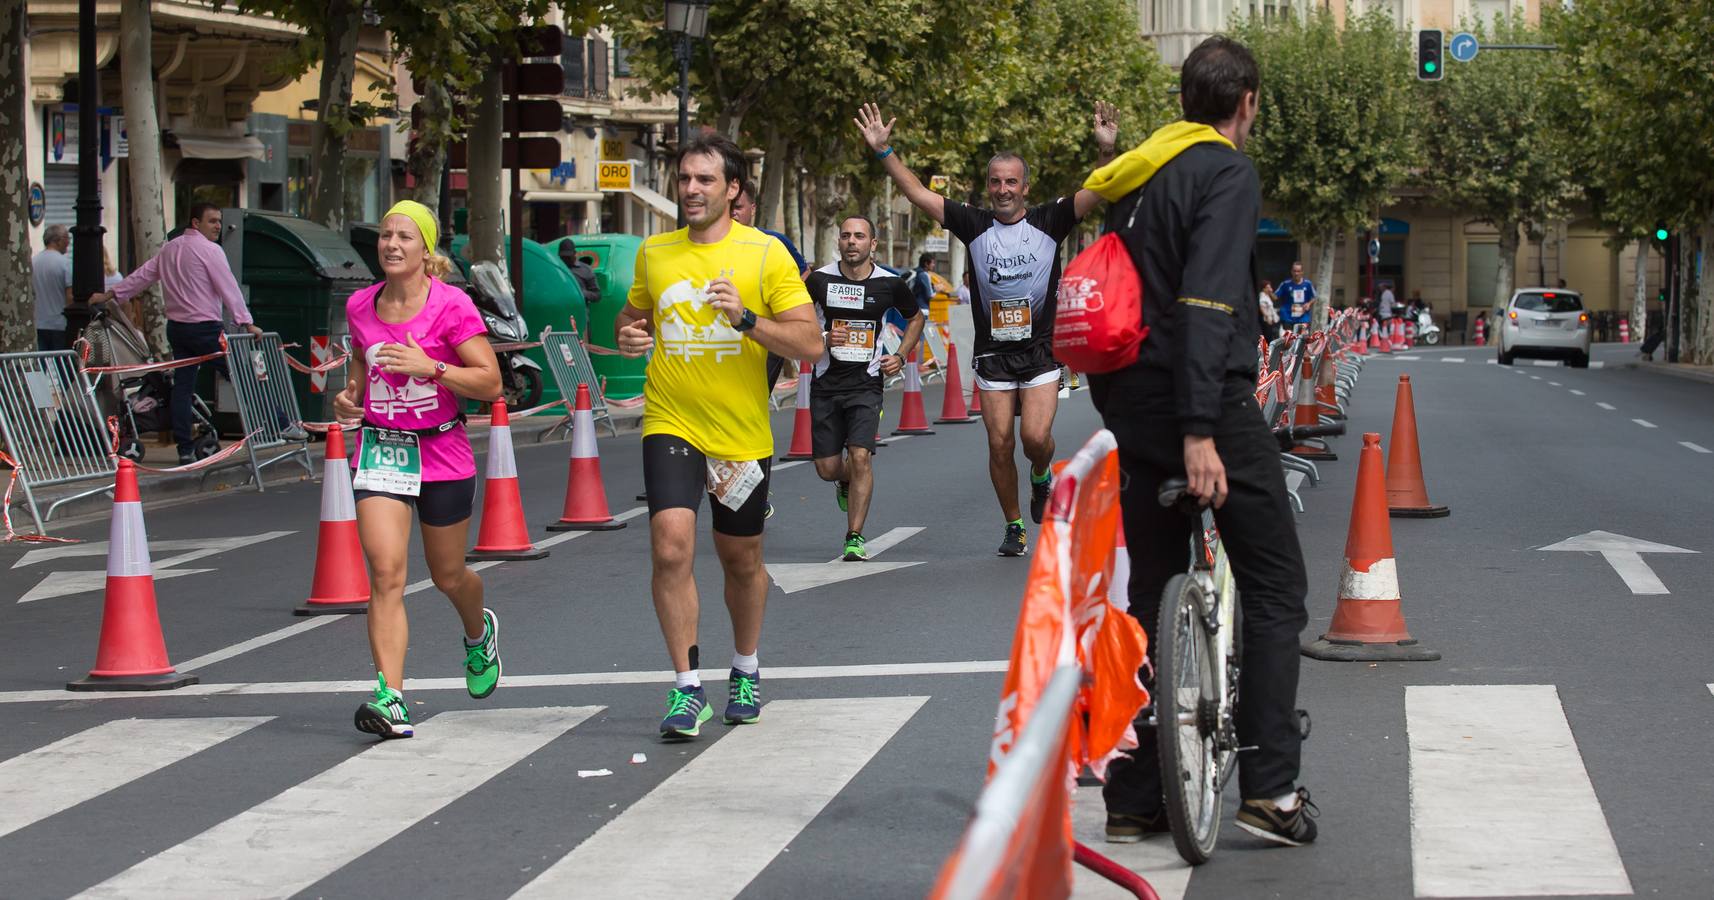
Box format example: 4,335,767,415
94,203,263,464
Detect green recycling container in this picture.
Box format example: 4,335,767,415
219,209,375,424
448,235,590,411
544,233,645,400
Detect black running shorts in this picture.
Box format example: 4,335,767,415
354,477,476,528
810,387,881,459
642,434,772,537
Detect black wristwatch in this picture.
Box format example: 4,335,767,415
734,309,758,332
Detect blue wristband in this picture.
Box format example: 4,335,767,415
876,146,894,161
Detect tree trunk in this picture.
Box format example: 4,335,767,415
1494,220,1520,311
120,0,168,356
408,82,450,217
781,153,800,249
759,127,785,232
307,0,361,233
1697,223,1714,365
465,66,505,265
1631,242,1648,347
0,0,34,353
815,174,840,266
1311,230,1337,331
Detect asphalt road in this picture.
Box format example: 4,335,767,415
2,340,1711,899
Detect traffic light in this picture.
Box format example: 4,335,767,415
1417,30,1444,81
1653,221,1670,243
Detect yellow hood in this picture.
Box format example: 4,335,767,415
1082,121,1235,202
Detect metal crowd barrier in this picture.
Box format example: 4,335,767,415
0,350,116,533
539,325,617,440
222,331,313,489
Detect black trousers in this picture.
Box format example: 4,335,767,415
165,320,226,454
1098,380,1309,811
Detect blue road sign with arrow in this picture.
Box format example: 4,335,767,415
1450,32,1479,63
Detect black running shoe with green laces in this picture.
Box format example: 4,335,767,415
1236,787,1320,846
843,531,867,561
836,481,849,513
660,684,714,741
354,673,413,739
464,608,501,699
724,668,762,725
998,522,1027,557
1030,470,1053,524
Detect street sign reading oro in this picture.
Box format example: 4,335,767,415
601,138,625,160
597,161,633,191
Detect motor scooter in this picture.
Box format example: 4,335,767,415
468,262,545,409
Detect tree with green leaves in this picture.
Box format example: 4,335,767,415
1553,0,1714,364
1233,8,1419,330
0,0,33,352
1420,13,1575,313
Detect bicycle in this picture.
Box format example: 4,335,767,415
1149,476,1240,865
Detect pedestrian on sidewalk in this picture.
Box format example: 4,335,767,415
333,200,504,740
93,204,263,464
1086,35,1317,847
31,224,75,351
615,133,822,741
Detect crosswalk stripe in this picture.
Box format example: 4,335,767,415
1407,685,1631,898
0,717,271,840
1069,785,1191,900
1632,418,1657,429
1597,402,1617,410
511,696,928,899
1439,357,1465,363
79,706,602,899
1681,442,1712,454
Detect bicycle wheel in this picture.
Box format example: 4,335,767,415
1155,573,1222,865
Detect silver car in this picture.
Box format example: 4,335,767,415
1497,289,1591,368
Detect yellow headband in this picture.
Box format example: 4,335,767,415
383,200,438,257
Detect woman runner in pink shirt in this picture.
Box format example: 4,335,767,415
333,200,502,739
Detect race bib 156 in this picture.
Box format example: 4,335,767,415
990,298,1033,341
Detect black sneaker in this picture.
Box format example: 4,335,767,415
1105,811,1170,843
1236,787,1319,847
997,522,1027,557
177,451,195,466
1029,471,1053,524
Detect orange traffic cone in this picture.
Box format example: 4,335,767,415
781,361,814,461
67,459,198,690
1385,374,1449,518
548,384,627,531
1289,351,1336,461
1391,318,1409,351
934,335,977,424
1108,518,1131,613
1302,433,1440,662
468,400,550,560
1315,343,1344,420
297,425,371,615
1351,322,1369,356
969,383,984,417
1370,322,1387,353
893,346,935,436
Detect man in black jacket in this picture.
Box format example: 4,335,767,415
1087,35,1316,847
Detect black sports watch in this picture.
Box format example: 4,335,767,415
734,308,758,332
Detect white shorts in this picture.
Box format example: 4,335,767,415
975,368,1060,393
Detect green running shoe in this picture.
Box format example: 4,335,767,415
464,608,501,699
724,668,762,724
660,684,713,741
836,481,849,513
354,673,413,739
843,531,868,561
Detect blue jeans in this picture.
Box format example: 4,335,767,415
36,329,67,352
166,320,227,454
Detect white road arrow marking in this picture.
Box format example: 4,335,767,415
1539,530,1697,595
14,532,295,603
768,526,924,594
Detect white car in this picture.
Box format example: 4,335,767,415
1497,289,1591,368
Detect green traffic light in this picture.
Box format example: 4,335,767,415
1425,61,1437,73
1655,227,1670,241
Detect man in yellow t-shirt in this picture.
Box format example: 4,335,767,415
616,133,821,742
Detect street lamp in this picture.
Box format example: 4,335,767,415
665,0,708,227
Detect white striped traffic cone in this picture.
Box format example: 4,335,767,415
892,346,935,436
1108,518,1131,613
781,361,814,461
469,399,550,560
67,459,197,691
548,384,627,531
297,425,371,614
1289,351,1336,461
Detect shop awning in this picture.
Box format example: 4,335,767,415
171,133,267,161
631,184,677,220
522,189,605,203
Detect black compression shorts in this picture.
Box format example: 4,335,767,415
354,477,476,528
642,434,772,537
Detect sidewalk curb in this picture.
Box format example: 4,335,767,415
1616,360,1714,386
21,407,644,530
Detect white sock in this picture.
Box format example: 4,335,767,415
732,652,759,675
675,670,700,690
1273,790,1299,812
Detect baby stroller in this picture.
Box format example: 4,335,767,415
81,301,221,463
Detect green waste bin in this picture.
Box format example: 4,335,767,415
448,235,589,411
219,209,375,423
544,233,645,400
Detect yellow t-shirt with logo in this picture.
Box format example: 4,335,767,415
628,223,811,460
